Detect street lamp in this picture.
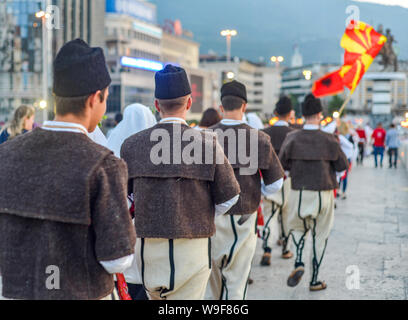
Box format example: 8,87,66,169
226,71,235,80
221,29,237,63
35,9,51,123
303,70,312,81
271,56,284,67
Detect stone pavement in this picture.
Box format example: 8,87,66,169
246,156,408,300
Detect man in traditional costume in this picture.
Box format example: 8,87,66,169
209,81,285,300
120,65,241,300
0,39,136,300
279,94,348,291
260,96,296,266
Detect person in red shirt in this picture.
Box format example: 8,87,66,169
371,123,386,168
355,126,367,165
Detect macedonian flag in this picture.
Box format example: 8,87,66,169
312,20,387,98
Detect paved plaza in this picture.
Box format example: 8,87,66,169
247,156,408,300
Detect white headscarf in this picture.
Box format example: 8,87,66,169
246,112,264,129
88,126,108,148
107,103,157,157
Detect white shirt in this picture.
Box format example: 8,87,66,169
42,121,134,274
303,124,320,131
274,120,289,127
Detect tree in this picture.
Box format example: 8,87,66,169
328,95,345,116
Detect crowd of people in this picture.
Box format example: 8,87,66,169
0,39,402,300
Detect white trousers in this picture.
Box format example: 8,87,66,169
262,178,293,254
209,213,258,300
137,238,211,300
286,189,335,285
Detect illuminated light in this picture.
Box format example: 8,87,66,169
39,100,47,109
221,29,238,37
277,56,284,63
269,117,279,126
405,112,408,119
333,111,340,119
271,56,277,62
303,70,312,80
226,72,235,80
296,118,304,125
35,11,45,18
401,120,408,128
121,56,164,72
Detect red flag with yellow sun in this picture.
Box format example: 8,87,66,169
312,20,387,98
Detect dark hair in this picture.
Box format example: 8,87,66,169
199,108,221,128
390,123,395,128
157,95,190,113
221,96,245,111
115,113,123,124
55,87,108,116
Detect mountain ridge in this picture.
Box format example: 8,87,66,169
150,0,407,65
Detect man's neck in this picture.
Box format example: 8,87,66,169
305,120,320,126
54,115,90,131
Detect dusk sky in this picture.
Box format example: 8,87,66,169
353,0,408,8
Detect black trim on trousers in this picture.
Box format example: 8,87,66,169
160,239,175,299
227,215,238,265
310,219,329,285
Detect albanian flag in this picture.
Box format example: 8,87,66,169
312,20,387,98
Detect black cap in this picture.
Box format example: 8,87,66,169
302,94,323,116
221,80,247,103
53,39,111,97
155,64,192,99
275,96,293,115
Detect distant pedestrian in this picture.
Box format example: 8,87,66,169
106,112,123,139
338,122,354,200
279,94,348,292
107,103,157,157
0,105,35,145
261,96,296,265
355,125,367,165
386,124,400,169
195,108,221,130
371,123,386,168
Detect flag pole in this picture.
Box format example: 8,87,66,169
338,91,353,116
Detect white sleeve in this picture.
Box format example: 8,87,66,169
261,178,284,197
100,254,134,274
322,121,337,134
215,195,240,217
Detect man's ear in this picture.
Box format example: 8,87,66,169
242,103,247,113
219,104,225,114
186,96,193,111
88,90,101,109
154,100,161,113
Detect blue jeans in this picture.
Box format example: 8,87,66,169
373,146,385,167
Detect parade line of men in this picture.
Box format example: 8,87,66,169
0,39,348,300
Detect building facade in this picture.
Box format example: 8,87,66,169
0,0,106,123
0,0,43,122
199,56,281,115
104,0,162,115
161,31,217,120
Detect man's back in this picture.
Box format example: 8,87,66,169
121,122,240,239
0,128,135,300
210,122,284,215
279,129,348,191
262,125,295,155
372,127,386,147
